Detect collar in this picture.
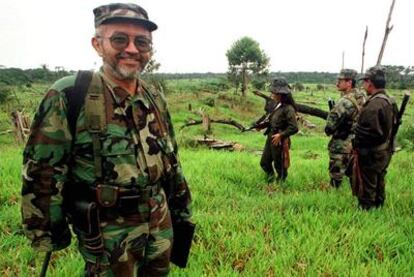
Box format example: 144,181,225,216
340,88,356,97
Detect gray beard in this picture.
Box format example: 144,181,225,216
104,62,139,81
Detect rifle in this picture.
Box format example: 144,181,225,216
390,91,410,151
40,251,51,277
243,103,281,133
328,98,336,111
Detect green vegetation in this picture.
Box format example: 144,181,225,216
0,78,413,276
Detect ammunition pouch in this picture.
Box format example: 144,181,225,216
71,201,104,256
90,183,162,216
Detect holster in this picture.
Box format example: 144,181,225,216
72,201,104,256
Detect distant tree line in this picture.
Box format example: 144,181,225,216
1,65,413,89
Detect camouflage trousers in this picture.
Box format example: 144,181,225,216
328,151,352,186
76,189,173,277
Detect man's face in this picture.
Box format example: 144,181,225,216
93,22,152,80
362,79,374,95
336,78,351,92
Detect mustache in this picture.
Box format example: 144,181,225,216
116,52,140,60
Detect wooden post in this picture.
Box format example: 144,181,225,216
11,111,31,143
377,0,396,66
361,26,368,74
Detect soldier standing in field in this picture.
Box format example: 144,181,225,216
352,66,398,210
260,79,299,182
21,3,192,275
325,69,365,187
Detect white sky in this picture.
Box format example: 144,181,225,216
0,0,413,73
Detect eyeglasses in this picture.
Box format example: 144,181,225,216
97,33,152,52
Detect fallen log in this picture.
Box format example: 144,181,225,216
253,90,328,119
181,118,245,131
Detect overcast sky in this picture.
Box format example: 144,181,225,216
1,0,413,73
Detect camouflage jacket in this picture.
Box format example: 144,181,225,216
325,89,362,153
21,70,191,251
269,103,299,138
354,90,397,149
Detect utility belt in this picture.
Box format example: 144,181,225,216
356,142,390,155
67,181,162,225
68,182,162,258
268,128,280,136
90,182,162,208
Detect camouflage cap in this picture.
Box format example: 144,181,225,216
93,3,157,31
338,69,358,80
359,66,386,81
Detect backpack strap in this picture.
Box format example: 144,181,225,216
64,70,106,181
84,73,106,181
65,70,93,139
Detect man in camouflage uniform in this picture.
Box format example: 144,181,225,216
21,3,191,276
352,66,397,210
325,69,365,187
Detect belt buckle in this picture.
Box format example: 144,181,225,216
96,184,119,207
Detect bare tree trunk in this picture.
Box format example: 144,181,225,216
361,26,368,74
241,68,247,97
377,0,396,66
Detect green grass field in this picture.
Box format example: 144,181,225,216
1,80,413,276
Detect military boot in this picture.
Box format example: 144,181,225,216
266,174,275,184
330,178,342,188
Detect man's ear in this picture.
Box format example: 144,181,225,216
92,37,103,57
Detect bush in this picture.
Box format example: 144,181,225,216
397,124,414,151
0,84,11,104
142,74,169,94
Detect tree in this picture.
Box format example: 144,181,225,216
226,37,269,97
142,57,168,94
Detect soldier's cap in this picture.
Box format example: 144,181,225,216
270,77,292,93
93,3,157,31
337,69,358,80
271,86,291,95
359,66,386,81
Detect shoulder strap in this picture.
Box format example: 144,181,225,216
84,72,106,181
65,70,93,138
343,94,360,112
370,93,393,105
85,73,106,134
142,82,169,136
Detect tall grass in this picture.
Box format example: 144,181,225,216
0,80,413,276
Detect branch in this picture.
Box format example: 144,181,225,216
180,118,246,131
377,0,396,66
252,90,271,101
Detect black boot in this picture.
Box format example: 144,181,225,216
330,178,341,188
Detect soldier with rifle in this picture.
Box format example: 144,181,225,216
325,69,365,188
21,3,193,276
258,79,299,183
352,66,401,210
